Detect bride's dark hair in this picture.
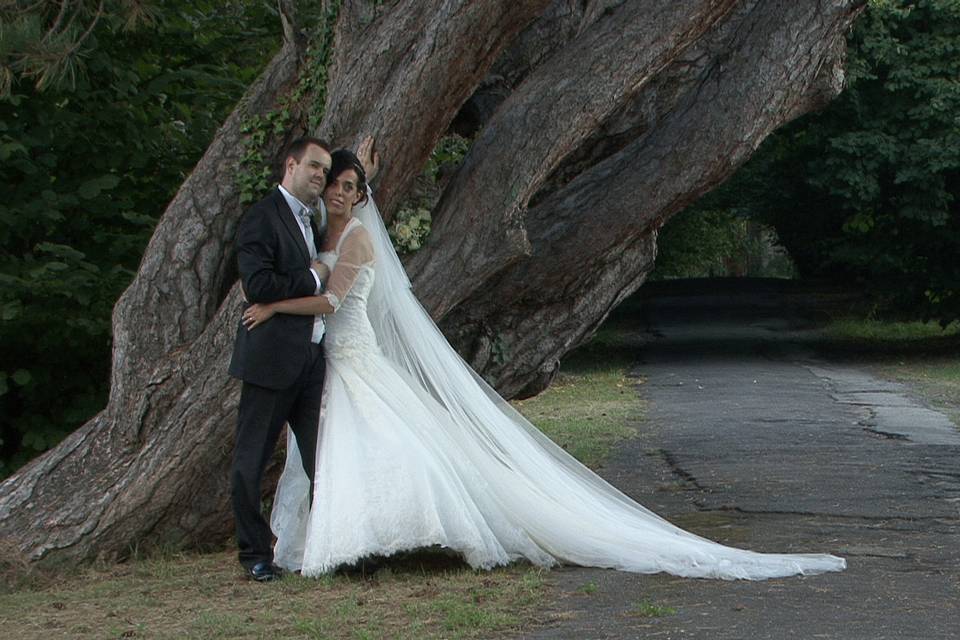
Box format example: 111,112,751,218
327,149,368,206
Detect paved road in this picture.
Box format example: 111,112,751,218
522,279,960,640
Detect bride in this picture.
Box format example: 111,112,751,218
241,149,846,580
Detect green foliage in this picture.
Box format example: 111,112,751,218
300,1,343,133
823,318,960,343
0,1,160,96
701,0,960,323
576,581,598,594
631,600,677,618
424,133,471,182
653,209,739,278
236,0,341,205
389,134,471,254
652,208,796,280
0,1,282,476
238,108,292,205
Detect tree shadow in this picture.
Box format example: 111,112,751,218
334,546,474,579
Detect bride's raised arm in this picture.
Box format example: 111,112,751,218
242,226,375,329
322,226,375,311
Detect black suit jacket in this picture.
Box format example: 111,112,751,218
228,188,321,389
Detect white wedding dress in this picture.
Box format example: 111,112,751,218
270,197,846,580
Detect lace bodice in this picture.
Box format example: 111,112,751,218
318,218,377,360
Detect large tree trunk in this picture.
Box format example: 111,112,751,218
0,0,864,566
436,0,863,397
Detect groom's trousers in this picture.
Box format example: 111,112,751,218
231,341,325,570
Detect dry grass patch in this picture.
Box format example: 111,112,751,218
511,323,647,468
513,368,642,468
0,550,546,639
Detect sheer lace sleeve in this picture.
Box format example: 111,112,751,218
323,225,375,311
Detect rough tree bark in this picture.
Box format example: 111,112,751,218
0,0,864,566
437,0,864,397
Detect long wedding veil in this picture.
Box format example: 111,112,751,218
341,194,845,580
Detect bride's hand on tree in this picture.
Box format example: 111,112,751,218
242,303,275,330
357,135,380,182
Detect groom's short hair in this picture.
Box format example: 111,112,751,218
284,136,331,164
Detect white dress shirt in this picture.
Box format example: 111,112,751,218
277,185,325,343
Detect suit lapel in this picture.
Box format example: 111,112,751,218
271,188,311,264
309,218,322,255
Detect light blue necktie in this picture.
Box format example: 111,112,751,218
299,207,317,259
299,206,324,343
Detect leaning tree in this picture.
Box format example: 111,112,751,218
0,0,865,566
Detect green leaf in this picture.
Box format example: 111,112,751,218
97,174,121,190
12,369,31,386
36,242,87,261
21,430,47,452
76,174,120,200
0,141,27,160
77,179,102,199
1,300,22,321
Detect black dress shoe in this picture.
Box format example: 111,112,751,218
248,561,283,582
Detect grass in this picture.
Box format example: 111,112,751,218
0,550,547,640
575,581,598,595
814,318,960,424
819,318,960,346
0,320,649,640
630,600,677,618
510,313,648,468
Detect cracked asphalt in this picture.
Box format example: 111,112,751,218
520,279,960,640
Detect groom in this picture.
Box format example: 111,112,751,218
228,136,381,582
228,136,333,582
